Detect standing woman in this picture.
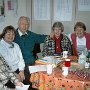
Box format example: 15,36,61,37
42,22,72,57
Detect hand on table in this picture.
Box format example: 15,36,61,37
19,71,25,82
16,81,24,87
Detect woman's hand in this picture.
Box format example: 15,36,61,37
50,32,54,39
19,71,25,82
16,81,24,87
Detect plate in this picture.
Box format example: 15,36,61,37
54,56,61,58
58,61,84,70
67,56,78,61
70,62,84,70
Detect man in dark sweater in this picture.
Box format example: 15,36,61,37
14,16,47,89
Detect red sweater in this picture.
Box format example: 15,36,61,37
71,32,90,56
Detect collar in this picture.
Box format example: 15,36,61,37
18,29,28,37
53,34,63,40
1,39,14,48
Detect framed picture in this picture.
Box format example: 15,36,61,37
0,0,4,16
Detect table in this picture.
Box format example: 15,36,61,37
30,56,90,90
30,68,90,90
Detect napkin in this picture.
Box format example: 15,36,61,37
29,65,47,73
16,85,30,90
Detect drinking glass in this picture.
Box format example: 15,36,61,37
63,51,68,58
65,59,71,67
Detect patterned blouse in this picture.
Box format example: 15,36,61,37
42,34,72,57
0,56,18,89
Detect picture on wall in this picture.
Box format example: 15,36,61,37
0,0,4,16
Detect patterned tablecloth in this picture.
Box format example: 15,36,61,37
30,67,90,90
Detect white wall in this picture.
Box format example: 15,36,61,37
27,0,90,34
0,0,90,34
0,0,27,33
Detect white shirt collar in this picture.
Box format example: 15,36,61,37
77,36,86,46
1,39,14,48
18,29,28,37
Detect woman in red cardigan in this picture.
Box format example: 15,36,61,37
68,22,90,56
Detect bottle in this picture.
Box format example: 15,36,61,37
85,62,89,68
78,51,86,66
87,50,90,58
85,50,90,68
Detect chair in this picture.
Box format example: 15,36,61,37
33,43,41,59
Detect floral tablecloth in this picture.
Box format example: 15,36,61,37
30,67,90,90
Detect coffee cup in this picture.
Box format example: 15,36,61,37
62,66,68,76
47,64,52,75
